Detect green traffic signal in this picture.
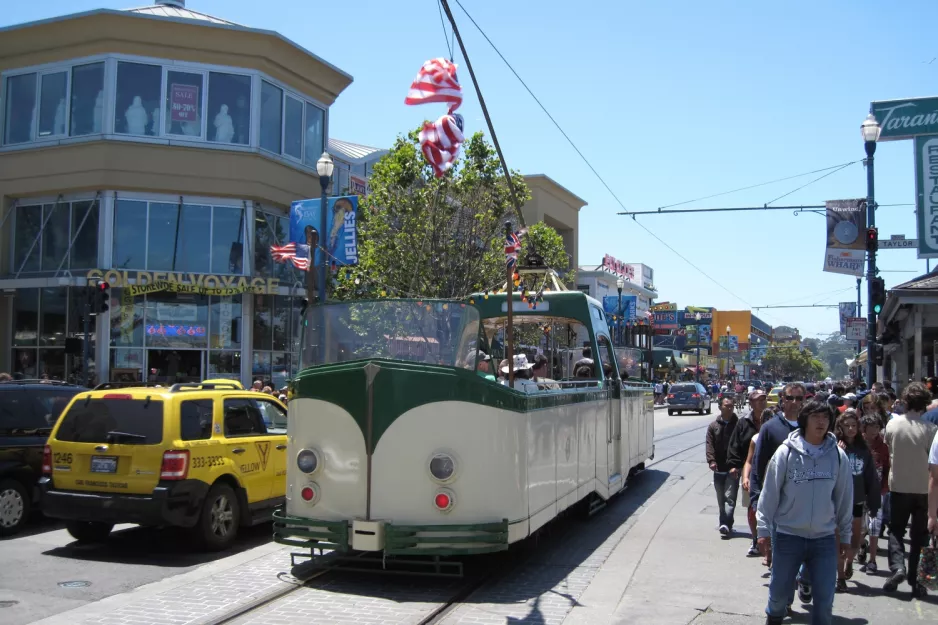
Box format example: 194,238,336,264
873,304,882,314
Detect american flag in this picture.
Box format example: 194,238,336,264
505,230,522,269
404,58,462,113
270,243,310,272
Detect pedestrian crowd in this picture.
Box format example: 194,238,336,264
704,379,938,624
250,379,289,403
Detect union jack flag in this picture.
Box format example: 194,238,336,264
404,58,462,113
505,230,523,269
270,243,310,272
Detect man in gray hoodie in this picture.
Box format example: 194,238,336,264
756,399,854,625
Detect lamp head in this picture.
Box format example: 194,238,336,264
316,152,335,178
860,113,881,144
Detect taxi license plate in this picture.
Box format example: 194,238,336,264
90,456,118,473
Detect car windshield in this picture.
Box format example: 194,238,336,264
56,398,164,445
300,300,480,368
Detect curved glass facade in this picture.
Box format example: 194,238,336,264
1,54,327,172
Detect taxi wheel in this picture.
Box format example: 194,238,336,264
196,483,240,551
0,479,30,537
66,520,113,543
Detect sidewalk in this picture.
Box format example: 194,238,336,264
563,459,938,625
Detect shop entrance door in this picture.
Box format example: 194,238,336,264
147,349,203,385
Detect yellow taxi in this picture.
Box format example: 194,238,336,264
767,385,783,409
39,382,287,550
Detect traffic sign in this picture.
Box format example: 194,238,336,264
879,238,918,249
845,317,866,341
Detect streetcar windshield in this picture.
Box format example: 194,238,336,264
300,300,480,368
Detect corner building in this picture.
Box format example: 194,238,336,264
0,1,352,386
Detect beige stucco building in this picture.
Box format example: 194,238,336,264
0,1,352,385
521,174,586,271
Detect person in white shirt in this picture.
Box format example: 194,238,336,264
928,430,938,536
500,354,536,392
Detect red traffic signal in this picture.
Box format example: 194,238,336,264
97,281,109,290
866,227,878,253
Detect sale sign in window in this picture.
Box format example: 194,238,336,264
170,84,199,122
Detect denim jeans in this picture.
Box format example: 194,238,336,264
767,533,837,625
888,492,929,585
713,471,740,529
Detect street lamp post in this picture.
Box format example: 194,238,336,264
315,152,334,305
616,277,624,347
724,325,731,379
861,114,881,387
695,312,702,382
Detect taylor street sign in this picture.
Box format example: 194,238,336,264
879,238,918,249
914,134,938,258
873,97,938,141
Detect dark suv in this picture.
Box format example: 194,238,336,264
0,380,85,536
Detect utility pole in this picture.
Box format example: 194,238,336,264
82,284,91,387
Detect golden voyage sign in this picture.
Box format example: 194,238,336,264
86,270,281,297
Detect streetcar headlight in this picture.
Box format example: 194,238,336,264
428,452,456,483
296,449,320,474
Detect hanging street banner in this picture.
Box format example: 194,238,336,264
602,295,636,321
289,195,360,267
823,199,866,276
872,97,938,142
845,317,867,342
839,302,857,334
914,135,938,258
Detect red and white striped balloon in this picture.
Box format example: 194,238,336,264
419,114,464,178
404,58,462,113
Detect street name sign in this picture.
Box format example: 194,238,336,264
879,238,918,249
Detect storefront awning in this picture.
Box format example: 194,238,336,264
652,348,686,369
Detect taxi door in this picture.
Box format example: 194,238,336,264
253,397,288,499
221,398,271,504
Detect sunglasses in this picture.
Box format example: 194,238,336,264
784,395,805,402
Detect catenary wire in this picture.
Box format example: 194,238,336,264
436,0,454,60
450,0,839,330
764,162,857,206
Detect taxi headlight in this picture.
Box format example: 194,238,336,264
297,449,319,474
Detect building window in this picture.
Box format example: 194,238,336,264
12,287,86,382
38,71,68,138
144,292,209,349
210,294,242,350
3,73,37,145
304,103,324,166
259,81,282,154
70,62,105,136
12,200,100,275
253,211,297,282
208,351,241,379
207,72,250,145
211,205,245,274
13,288,39,347
283,95,303,160
115,61,161,136
109,288,145,347
165,70,204,138
252,295,300,388
110,348,144,382
112,199,148,269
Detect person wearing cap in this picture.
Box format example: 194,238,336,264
468,349,496,382
728,388,768,556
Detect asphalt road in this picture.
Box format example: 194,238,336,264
0,409,717,625
0,518,275,625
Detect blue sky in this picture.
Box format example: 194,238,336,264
4,0,936,338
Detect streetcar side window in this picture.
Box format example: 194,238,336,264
596,335,619,382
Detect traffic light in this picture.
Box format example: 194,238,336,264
866,227,878,253
91,281,109,314
870,277,886,315
873,343,884,367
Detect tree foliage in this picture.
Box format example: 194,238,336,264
815,333,859,379
330,128,570,300
763,344,827,380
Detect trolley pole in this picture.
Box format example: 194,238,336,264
505,222,514,387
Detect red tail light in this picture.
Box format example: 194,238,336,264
42,445,52,475
692,393,700,398
667,394,674,399
104,393,133,399
160,450,189,480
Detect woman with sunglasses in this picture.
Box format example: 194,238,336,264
832,409,880,592
757,399,854,625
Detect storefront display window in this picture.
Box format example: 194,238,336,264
211,205,245,274
284,95,303,160
304,103,324,166
70,62,105,137
273,295,290,351
110,348,144,383
253,211,296,282
115,61,161,136
209,351,240,379
259,81,282,154
210,294,242,350
3,73,36,145
208,72,250,145
13,288,39,346
109,288,145,347
253,294,272,351
38,71,68,138
144,292,209,349
38,349,66,381
252,295,301,386
39,288,67,347
165,70,204,138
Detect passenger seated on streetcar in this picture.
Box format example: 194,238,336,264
500,354,538,392
574,364,594,388
531,354,560,391
574,346,594,371
467,349,496,382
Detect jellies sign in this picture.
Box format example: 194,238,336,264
289,195,359,267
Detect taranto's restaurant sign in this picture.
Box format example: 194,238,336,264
86,270,281,297
872,97,938,141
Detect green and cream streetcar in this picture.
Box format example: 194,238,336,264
273,290,654,568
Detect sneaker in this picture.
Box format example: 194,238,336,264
836,578,848,593
911,583,928,599
719,525,729,538
797,581,813,604
883,571,906,592
866,561,878,574
747,544,761,557
857,538,868,564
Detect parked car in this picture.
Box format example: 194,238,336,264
40,382,288,550
767,386,784,409
0,380,86,536
667,382,712,416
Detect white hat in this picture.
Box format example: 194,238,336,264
501,353,534,374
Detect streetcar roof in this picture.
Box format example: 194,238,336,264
469,290,601,329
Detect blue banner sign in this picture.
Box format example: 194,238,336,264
602,295,636,320
289,195,359,267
